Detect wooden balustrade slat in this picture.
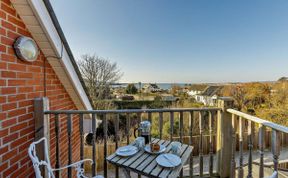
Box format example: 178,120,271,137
137,113,142,136
238,116,244,178
126,114,130,144
179,112,184,142
247,120,254,178
271,129,281,173
230,114,236,178
209,111,214,176
170,112,174,141
159,112,163,140
189,111,193,177
258,124,265,178
148,112,152,124
179,111,184,178
67,114,72,178
54,114,61,178
199,111,204,177
137,113,142,178
92,114,97,176
125,113,131,177
103,114,108,178
115,114,120,178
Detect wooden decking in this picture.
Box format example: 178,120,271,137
235,165,288,178
184,147,288,177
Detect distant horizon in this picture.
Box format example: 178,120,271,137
114,79,279,84
51,0,288,82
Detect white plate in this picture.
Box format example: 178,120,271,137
156,153,181,168
144,144,166,154
116,145,138,157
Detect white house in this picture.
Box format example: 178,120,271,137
142,83,162,93
194,86,223,106
187,90,202,97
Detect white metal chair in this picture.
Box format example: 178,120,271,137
28,137,103,178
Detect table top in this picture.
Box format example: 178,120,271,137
106,138,193,178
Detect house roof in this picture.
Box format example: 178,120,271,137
42,0,93,103
201,86,222,96
11,0,93,110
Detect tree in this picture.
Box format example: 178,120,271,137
126,84,137,94
78,54,123,104
171,85,181,95
244,83,271,109
278,77,288,82
222,84,247,111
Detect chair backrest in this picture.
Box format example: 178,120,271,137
28,137,55,178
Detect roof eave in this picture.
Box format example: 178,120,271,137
11,0,93,110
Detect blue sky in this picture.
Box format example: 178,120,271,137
50,0,288,83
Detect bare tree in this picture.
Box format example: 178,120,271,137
78,54,123,102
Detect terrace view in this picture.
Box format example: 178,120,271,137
1,0,288,178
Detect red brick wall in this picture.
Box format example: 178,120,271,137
1,0,81,177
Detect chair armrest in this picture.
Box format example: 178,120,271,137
52,159,93,178
52,159,93,171
52,159,103,178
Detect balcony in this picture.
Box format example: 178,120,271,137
35,97,288,178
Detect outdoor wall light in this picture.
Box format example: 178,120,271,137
14,36,39,62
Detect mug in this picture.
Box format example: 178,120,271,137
135,137,145,150
171,141,181,156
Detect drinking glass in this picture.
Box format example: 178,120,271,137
135,137,145,150
171,141,181,156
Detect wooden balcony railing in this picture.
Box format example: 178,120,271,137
34,97,288,178
43,107,220,178
227,109,288,178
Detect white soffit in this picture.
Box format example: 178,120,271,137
11,0,92,110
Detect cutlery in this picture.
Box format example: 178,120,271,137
119,147,137,152
163,154,176,166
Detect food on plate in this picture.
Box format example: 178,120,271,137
150,143,160,152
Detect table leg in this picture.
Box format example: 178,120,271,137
122,168,131,178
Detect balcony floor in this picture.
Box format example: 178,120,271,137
97,165,287,178
235,164,288,178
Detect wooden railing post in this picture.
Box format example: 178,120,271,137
34,97,50,178
216,97,234,178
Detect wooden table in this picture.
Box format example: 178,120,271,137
106,138,193,178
